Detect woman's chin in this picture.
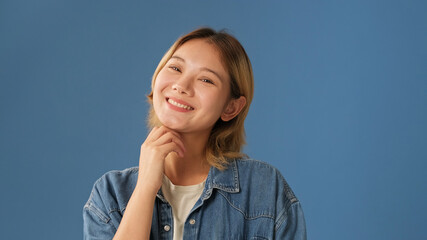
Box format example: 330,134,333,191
159,119,185,131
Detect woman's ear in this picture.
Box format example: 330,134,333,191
221,96,246,122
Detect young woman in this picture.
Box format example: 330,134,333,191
83,27,307,240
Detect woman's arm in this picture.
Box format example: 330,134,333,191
112,182,157,240
112,126,185,240
275,201,307,240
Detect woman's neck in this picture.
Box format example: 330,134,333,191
164,130,211,186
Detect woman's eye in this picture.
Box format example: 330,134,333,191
201,79,214,84
169,66,181,72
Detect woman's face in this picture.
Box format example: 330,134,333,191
152,39,232,134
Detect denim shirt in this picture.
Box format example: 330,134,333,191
83,158,307,239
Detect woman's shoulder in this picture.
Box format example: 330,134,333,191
233,157,299,204
235,157,279,171
91,166,139,193
96,166,139,184
225,158,306,237
234,157,288,181
84,167,139,214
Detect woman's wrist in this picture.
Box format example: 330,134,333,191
135,178,161,196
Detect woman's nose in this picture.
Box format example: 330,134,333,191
172,75,193,95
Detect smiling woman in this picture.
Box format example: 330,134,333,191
153,39,237,135
83,27,307,240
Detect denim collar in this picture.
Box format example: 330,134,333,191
206,159,239,192
157,159,240,202
199,159,240,201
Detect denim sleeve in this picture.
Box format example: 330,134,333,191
83,201,116,240
83,180,117,240
275,201,307,240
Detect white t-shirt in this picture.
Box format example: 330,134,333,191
161,175,205,240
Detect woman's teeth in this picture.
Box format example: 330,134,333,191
168,98,194,110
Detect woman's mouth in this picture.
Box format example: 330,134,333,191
166,98,194,110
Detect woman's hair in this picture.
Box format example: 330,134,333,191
147,27,254,170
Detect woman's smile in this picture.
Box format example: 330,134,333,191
166,97,195,112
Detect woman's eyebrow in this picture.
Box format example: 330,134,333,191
170,55,224,82
170,56,185,62
200,67,224,82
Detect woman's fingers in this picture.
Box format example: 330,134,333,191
145,126,161,142
158,142,185,158
146,126,181,143
144,126,185,155
152,132,186,156
147,126,161,136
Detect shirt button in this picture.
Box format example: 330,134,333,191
164,225,171,231
189,219,196,225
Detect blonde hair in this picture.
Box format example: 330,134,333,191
147,27,254,170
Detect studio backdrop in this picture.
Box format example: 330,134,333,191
1,1,426,239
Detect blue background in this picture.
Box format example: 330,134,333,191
1,0,426,239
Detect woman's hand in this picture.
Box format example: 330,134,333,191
137,126,186,193
113,126,185,240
